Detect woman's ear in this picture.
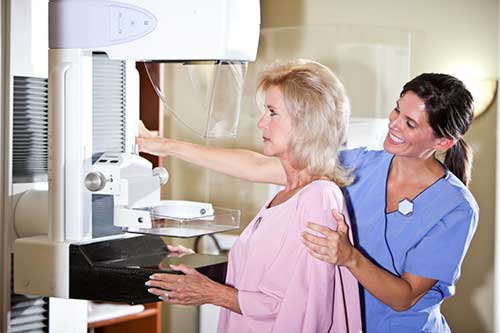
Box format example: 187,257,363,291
435,137,456,152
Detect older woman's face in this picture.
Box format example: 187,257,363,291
383,91,443,159
257,85,293,158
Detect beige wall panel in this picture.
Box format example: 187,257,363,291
161,1,497,332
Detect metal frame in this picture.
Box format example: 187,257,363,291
0,0,12,331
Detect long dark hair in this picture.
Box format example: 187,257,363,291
401,73,474,186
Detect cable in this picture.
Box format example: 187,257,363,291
384,156,401,276
383,213,400,277
384,157,447,298
384,213,444,298
193,234,224,254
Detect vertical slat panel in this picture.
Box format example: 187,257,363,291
92,53,126,154
12,76,48,183
10,258,48,333
92,53,126,238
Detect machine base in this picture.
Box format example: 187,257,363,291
69,235,227,304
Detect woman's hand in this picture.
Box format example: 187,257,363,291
137,120,156,138
135,120,169,156
146,264,219,306
302,210,359,268
165,244,195,258
304,210,439,311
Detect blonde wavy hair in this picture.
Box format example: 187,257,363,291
256,59,353,186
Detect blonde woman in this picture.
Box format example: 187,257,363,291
143,60,362,332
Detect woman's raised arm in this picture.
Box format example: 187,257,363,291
136,121,286,185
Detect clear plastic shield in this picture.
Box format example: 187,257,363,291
144,61,248,138
125,206,240,238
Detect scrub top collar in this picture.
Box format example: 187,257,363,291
384,154,448,215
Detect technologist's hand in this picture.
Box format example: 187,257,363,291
302,209,357,269
146,264,218,306
135,120,168,156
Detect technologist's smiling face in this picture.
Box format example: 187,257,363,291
257,85,293,158
383,91,444,159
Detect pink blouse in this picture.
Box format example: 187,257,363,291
218,180,362,332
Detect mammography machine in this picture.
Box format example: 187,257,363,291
10,0,260,309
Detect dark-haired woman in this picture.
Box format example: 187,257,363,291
137,73,478,332
302,73,478,332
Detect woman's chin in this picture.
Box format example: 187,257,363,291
262,147,281,158
383,139,400,154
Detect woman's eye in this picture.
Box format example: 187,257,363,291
393,108,400,114
406,121,416,129
270,110,278,116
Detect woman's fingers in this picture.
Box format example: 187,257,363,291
149,272,180,282
303,222,344,265
146,276,178,291
306,249,332,263
138,120,155,138
148,287,171,297
302,230,332,246
332,209,349,234
148,288,181,303
170,264,200,276
167,244,195,254
166,245,195,258
147,271,216,306
147,287,166,297
147,266,202,299
303,238,330,255
306,222,336,236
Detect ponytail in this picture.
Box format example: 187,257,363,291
444,138,473,186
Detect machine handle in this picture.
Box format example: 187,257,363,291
49,60,71,242
153,167,169,185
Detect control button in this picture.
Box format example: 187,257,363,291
110,6,124,41
110,4,157,42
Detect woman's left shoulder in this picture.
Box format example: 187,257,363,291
442,172,479,214
298,180,344,209
295,181,346,230
302,179,342,195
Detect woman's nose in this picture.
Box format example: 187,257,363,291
388,112,400,130
389,119,399,131
257,115,268,129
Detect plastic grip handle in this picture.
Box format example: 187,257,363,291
49,61,70,242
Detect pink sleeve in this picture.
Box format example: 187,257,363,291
236,185,339,323
238,289,281,320
238,184,361,332
274,184,362,332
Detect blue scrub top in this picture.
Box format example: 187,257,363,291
340,148,479,333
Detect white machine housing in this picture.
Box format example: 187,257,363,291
50,0,260,61
14,0,260,299
87,152,169,229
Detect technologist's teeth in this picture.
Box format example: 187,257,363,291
389,133,404,144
